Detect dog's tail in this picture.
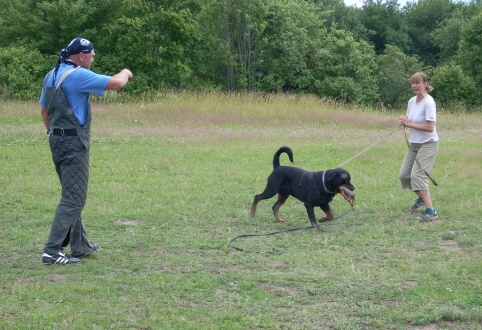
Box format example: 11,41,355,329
273,146,294,168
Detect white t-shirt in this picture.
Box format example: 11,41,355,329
406,94,439,143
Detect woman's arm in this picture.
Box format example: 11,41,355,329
399,115,435,132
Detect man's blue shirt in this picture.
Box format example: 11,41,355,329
39,64,111,125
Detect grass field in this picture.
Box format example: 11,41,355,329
1,92,481,329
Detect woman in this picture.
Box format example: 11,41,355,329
399,72,439,220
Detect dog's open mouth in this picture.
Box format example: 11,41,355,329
339,185,355,206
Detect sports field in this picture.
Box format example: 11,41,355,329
1,93,481,329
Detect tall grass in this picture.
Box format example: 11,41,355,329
1,92,481,329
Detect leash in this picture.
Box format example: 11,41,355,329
227,206,354,254
336,123,438,186
337,124,402,168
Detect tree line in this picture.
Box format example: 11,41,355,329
1,0,481,110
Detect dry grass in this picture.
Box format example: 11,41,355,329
4,90,480,130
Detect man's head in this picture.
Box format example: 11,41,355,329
59,38,95,69
65,38,95,69
65,38,94,54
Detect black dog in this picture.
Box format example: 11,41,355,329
250,146,355,231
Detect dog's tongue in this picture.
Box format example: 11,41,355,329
339,186,355,205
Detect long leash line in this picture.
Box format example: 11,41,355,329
336,123,403,168
227,206,354,254
337,123,438,186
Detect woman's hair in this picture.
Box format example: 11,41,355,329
411,72,433,92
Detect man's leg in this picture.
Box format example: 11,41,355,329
44,136,89,256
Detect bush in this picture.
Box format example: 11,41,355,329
431,62,479,110
0,47,54,100
376,45,423,108
311,30,380,105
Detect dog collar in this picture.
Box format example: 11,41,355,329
322,172,333,194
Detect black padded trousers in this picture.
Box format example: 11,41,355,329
43,135,97,256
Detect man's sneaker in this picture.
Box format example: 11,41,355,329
417,208,438,220
42,252,80,265
409,197,425,212
71,244,100,258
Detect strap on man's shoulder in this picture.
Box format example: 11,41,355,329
55,67,80,91
44,70,54,89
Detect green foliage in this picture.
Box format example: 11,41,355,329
376,45,423,107
0,0,119,54
431,62,479,109
316,0,368,41
256,0,323,91
311,29,379,104
358,0,411,54
458,11,482,89
1,0,482,110
188,0,233,89
431,8,467,64
0,47,53,100
99,0,200,89
404,0,457,67
195,0,272,90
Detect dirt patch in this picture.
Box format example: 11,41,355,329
439,240,459,252
153,247,171,254
405,322,467,330
258,282,299,296
12,252,24,260
114,219,140,226
405,324,439,330
48,274,70,283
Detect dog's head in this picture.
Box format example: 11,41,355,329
324,168,355,205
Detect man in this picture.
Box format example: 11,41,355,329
39,38,133,264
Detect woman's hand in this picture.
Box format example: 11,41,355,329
399,115,435,132
399,115,411,127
